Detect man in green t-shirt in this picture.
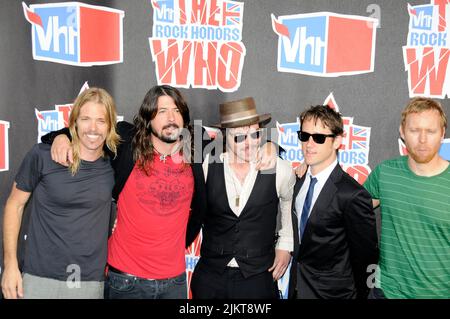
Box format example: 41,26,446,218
364,97,450,299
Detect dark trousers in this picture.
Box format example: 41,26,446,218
191,262,280,299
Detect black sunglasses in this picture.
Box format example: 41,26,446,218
297,131,336,144
232,129,263,143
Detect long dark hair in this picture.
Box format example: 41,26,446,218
132,85,193,174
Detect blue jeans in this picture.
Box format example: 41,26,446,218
106,269,187,299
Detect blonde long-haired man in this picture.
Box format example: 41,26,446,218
1,88,120,299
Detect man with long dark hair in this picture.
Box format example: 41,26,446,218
104,85,195,298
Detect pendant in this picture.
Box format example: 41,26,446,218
235,196,240,207
160,154,167,163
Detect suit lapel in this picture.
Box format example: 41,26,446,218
298,165,343,255
292,175,306,259
292,175,306,219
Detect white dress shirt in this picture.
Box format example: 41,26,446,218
294,159,338,241
203,153,295,267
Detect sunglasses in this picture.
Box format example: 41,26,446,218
297,131,336,144
231,129,263,143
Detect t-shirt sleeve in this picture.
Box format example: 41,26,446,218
363,164,380,200
15,144,43,193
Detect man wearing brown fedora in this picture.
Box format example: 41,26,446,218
190,97,295,299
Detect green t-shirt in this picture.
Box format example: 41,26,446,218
364,156,450,299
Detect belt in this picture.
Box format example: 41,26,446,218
107,265,157,281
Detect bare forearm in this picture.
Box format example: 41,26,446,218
3,201,24,268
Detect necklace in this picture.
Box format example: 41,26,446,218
229,164,249,208
153,142,181,163
230,173,241,207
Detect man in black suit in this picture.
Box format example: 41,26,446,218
290,105,378,299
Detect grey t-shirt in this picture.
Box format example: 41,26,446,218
15,143,114,282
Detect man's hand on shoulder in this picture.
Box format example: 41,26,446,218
51,135,72,166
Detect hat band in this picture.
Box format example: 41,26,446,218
221,111,259,124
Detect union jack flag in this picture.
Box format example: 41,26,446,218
347,125,369,150
185,231,202,299
222,1,243,26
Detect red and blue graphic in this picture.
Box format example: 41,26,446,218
271,12,378,77
399,138,450,160
403,1,450,98
0,120,10,172
327,94,372,184
35,108,64,143
35,82,124,142
277,93,372,184
149,0,246,92
185,231,202,299
23,2,124,66
276,118,303,168
223,1,242,26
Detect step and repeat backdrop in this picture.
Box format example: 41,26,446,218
0,0,449,298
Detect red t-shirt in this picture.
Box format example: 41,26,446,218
107,153,194,279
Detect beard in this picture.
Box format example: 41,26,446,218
151,124,180,144
408,149,437,164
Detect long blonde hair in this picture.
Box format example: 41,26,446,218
68,88,120,175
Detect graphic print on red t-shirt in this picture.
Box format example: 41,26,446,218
108,154,194,279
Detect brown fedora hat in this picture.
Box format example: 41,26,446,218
212,97,271,128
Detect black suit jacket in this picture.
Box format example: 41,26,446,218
289,164,378,299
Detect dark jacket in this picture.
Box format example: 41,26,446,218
289,164,379,299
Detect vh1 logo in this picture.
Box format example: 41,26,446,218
23,2,124,66
0,120,10,172
272,12,378,77
185,231,202,299
403,1,450,98
410,5,435,31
